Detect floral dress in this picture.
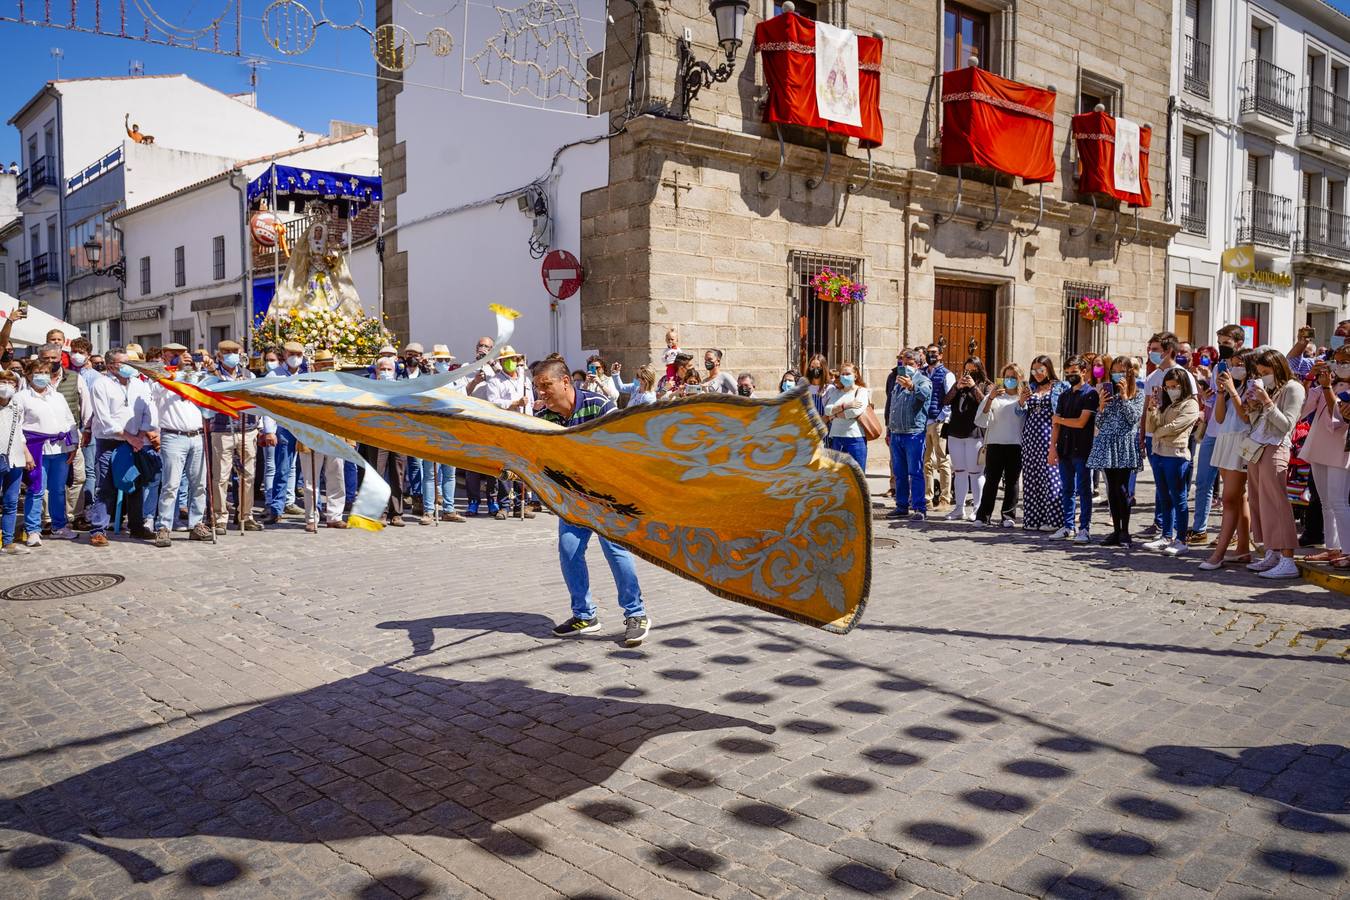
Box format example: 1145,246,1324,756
1020,383,1064,528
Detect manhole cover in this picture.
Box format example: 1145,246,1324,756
0,574,125,602
873,538,898,548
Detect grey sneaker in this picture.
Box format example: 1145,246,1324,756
552,617,601,637
24,533,41,548
623,616,651,646
908,511,926,523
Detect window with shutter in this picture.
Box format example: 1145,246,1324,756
1183,0,1197,37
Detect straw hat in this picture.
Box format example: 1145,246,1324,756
497,344,523,360
124,343,145,361
430,344,455,360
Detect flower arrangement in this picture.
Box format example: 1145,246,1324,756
811,268,868,306
250,307,395,365
1076,296,1120,324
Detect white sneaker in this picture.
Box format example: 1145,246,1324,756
1258,556,1300,579
1050,527,1072,540
52,527,77,541
964,510,977,522
944,508,965,521
1000,516,1016,528
24,533,41,548
1247,550,1280,572
1074,529,1090,544
1143,537,1170,552
1162,540,1186,557
1198,559,1223,571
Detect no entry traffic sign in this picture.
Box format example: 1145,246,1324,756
541,250,584,300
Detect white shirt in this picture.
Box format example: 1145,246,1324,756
474,368,533,413
89,374,156,441
0,396,27,467
975,394,1026,445
20,387,77,455
823,385,871,439
153,382,205,433
1144,361,1197,395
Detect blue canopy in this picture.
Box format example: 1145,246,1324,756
248,164,382,204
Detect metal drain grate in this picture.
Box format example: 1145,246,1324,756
0,574,125,602
872,537,898,548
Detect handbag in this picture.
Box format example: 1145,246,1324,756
976,444,988,467
858,404,884,442
1238,436,1267,465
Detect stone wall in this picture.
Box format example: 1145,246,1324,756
375,0,408,343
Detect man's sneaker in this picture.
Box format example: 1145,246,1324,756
488,502,502,517
261,512,281,526
24,533,41,548
1073,528,1090,544
1049,526,1072,540
887,508,909,519
1247,550,1280,572
243,519,264,532
623,616,651,646
552,617,601,637
493,507,508,521
908,511,926,522
153,528,171,548
1259,556,1300,579
387,516,406,527
1185,530,1209,546
999,515,1016,528
1139,524,1161,538
964,510,977,522
440,511,467,523
72,515,93,532
284,504,305,516
1143,537,1170,552
419,515,434,526
1162,540,1186,557
52,527,78,540
467,500,480,517
189,524,213,541
943,508,965,521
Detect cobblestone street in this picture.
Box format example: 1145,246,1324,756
2,483,1348,899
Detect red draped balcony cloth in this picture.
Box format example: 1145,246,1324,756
940,66,1056,183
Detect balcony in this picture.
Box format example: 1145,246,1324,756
251,207,380,272
1296,86,1350,166
16,156,57,205
1183,35,1210,99
1294,206,1350,269
16,252,60,291
1239,59,1296,134
1179,175,1207,235
1237,189,1292,249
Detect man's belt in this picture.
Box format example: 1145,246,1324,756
161,428,203,437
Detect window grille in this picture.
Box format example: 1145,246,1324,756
788,250,863,372
1063,281,1109,359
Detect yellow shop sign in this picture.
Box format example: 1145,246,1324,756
1221,246,1256,274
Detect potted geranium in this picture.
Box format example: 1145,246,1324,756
1076,296,1120,324
811,268,868,306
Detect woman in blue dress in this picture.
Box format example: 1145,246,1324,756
1020,354,1065,530
1088,355,1146,547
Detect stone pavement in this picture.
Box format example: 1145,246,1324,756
1,487,1348,898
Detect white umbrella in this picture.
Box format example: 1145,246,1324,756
0,291,81,347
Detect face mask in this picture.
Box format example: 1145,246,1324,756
1092,366,1105,379
899,366,913,378
1148,351,1164,366
265,360,280,371
1066,373,1081,386
738,385,753,396
118,364,137,380
1111,373,1126,384
781,381,794,392
1200,355,1212,367
926,353,938,365
222,353,240,369
287,355,303,369
0,385,12,400
71,353,86,367
1176,354,1190,366
1332,335,1347,351
1230,366,1247,381
1218,344,1236,360
1166,387,1181,401
1261,373,1276,389
808,367,823,379
1003,377,1018,390
704,360,716,371
30,374,50,390
502,359,518,374
434,362,450,373
839,375,855,388
378,370,395,380
93,363,106,372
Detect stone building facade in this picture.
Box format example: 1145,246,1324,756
579,0,1179,389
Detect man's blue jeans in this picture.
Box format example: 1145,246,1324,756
24,454,69,533
89,438,141,536
1190,434,1218,534
889,431,927,513
1058,456,1092,530
267,428,298,515
262,443,276,499
436,464,458,512
156,432,205,531
1154,455,1191,539
559,520,645,621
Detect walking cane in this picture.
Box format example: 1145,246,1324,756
432,463,440,527
233,412,245,536
309,447,318,530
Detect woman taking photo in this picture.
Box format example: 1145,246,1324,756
1299,347,1350,566
801,354,831,416
943,357,988,521
1021,355,1065,531
1241,349,1306,579
1201,348,1259,570
822,362,871,470
974,363,1026,526
1087,355,1145,547
611,362,658,407
1143,369,1200,556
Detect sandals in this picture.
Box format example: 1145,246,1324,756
1333,558,1350,570
1303,550,1344,563
1224,553,1253,565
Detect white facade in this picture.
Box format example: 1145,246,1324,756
1168,0,1350,351
0,172,17,299
389,3,608,362
115,132,381,352
7,74,317,345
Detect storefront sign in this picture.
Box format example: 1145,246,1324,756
1220,246,1255,274
121,305,162,321
1234,269,1293,290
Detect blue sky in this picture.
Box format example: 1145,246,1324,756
0,10,380,165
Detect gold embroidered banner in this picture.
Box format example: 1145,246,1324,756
208,374,872,632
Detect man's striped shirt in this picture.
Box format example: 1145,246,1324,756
536,386,614,427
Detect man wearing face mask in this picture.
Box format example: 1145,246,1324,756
702,349,738,395
65,337,97,530
86,349,158,547
149,349,211,546
469,345,534,518
203,339,264,534
1141,332,1197,538
921,343,956,509
737,373,755,397
1289,320,1350,379
886,349,933,521
358,357,409,524
261,341,308,525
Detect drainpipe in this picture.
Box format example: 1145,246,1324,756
55,90,68,324
228,168,251,356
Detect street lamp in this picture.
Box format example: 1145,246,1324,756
84,234,126,283
676,0,750,117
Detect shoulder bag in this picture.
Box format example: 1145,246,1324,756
858,394,884,442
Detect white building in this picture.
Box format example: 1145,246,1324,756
1169,0,1350,350
0,170,18,299
379,2,608,361
113,131,380,352
7,74,319,348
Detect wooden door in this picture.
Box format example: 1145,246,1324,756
934,282,996,369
